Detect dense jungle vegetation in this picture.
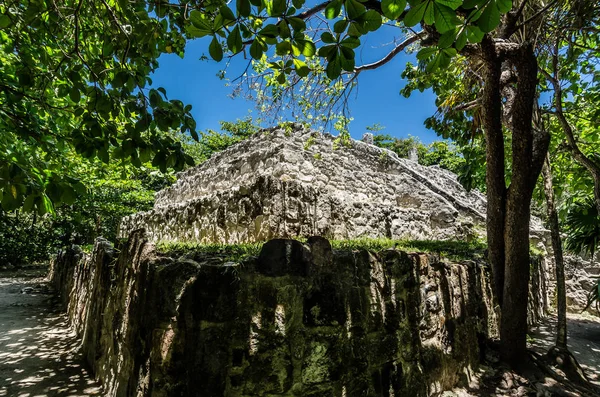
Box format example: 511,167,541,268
1,0,599,375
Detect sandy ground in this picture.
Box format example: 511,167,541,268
450,312,600,396
529,312,600,386
0,270,102,397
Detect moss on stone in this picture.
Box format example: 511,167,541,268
330,238,487,261
55,233,505,397
156,241,263,262
157,237,487,264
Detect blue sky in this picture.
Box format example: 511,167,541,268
150,24,441,144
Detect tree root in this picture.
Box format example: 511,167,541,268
546,346,590,386
527,348,600,396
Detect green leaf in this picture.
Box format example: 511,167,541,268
496,0,512,13
294,39,316,56
237,0,252,17
227,25,243,53
326,56,342,79
404,1,428,27
60,186,77,205
149,89,162,107
187,25,210,39
435,0,461,10
423,1,435,24
382,0,407,20
23,195,36,212
466,25,484,42
462,0,485,8
258,24,279,38
478,1,500,33
340,55,355,72
437,28,456,47
209,36,224,61
278,20,290,38
190,10,212,33
98,147,110,164
2,186,19,211
333,19,349,33
442,47,457,57
455,29,468,50
321,32,337,44
347,22,365,36
325,0,343,19
293,59,310,77
288,17,306,32
339,47,355,71
361,10,382,31
69,88,81,103
345,0,366,20
267,0,286,16
250,39,264,59
425,51,443,72
39,194,54,216
467,7,483,22
275,40,290,55
434,3,460,33
102,41,114,57
0,15,11,29
318,44,337,60
340,36,361,49
220,6,237,23
303,41,317,56
416,47,437,60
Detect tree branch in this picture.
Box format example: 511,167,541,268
354,32,424,73
451,99,480,112
514,0,559,31
296,1,331,20
73,0,84,53
541,67,600,212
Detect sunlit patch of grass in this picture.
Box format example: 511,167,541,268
331,237,487,261
155,237,487,262
81,244,95,253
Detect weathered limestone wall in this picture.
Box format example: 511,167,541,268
529,231,598,315
51,232,504,396
117,125,581,314
564,253,599,312
542,251,599,314
119,127,490,244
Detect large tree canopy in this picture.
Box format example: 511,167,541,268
0,0,513,214
0,0,198,213
2,0,599,368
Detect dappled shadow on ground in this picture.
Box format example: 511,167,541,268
529,313,600,386
0,274,102,397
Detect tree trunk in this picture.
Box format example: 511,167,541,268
542,155,568,348
481,37,507,306
543,68,600,214
500,44,548,365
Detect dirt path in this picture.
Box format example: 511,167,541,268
0,271,102,397
529,313,600,386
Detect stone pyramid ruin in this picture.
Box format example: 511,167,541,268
119,125,489,244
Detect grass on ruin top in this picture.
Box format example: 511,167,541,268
330,238,487,261
156,238,488,262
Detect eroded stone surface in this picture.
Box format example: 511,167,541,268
50,233,513,397
119,126,488,243
564,254,599,313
